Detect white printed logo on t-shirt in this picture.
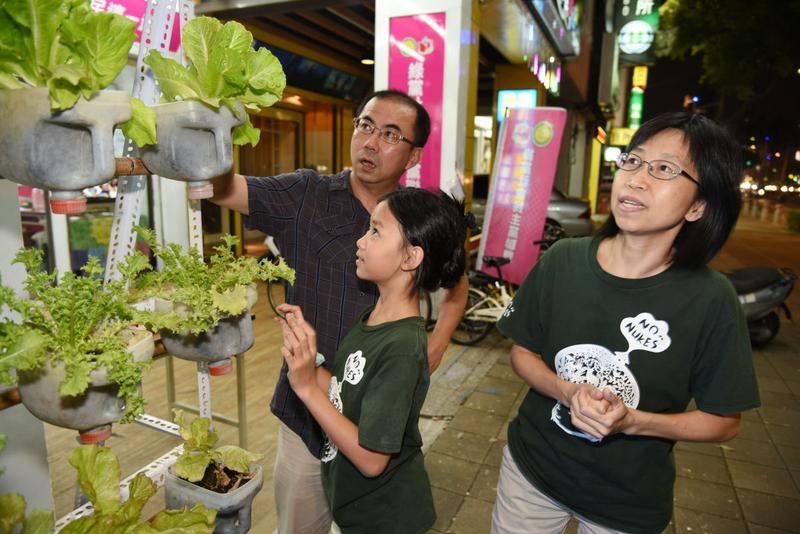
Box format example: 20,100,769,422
343,350,366,385
321,376,344,463
321,349,368,463
550,312,671,442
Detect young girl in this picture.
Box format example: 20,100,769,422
492,112,760,533
276,187,466,534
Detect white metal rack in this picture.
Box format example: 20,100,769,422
48,0,244,528
0,0,255,527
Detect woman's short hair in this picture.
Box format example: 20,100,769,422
382,188,466,292
596,112,742,268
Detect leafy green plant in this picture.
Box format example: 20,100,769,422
173,410,262,489
62,444,216,533
0,0,156,146
0,248,152,422
126,226,294,335
143,16,286,147
0,435,55,534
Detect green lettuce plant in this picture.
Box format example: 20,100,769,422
0,435,55,534
62,444,216,533
125,226,295,335
172,410,262,486
143,16,286,147
0,248,152,422
0,0,156,146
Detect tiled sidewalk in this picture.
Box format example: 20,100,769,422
422,323,800,534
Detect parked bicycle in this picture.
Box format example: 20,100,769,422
451,256,516,345
451,230,568,346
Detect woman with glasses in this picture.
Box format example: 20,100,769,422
492,112,759,534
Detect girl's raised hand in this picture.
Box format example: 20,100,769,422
276,304,318,398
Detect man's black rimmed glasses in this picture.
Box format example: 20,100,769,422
353,117,415,146
616,152,700,187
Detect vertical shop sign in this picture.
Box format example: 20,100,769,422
628,87,644,129
616,0,661,65
478,107,567,286
388,12,446,189
91,0,181,53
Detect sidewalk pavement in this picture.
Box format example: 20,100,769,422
421,321,800,534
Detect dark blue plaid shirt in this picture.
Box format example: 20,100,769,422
246,170,378,457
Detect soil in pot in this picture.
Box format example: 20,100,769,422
196,462,257,494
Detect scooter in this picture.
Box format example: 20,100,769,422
725,267,796,347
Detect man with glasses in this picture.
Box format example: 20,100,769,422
210,89,467,534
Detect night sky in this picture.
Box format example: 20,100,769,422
643,55,800,182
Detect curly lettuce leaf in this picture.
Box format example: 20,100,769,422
115,473,156,526
211,285,248,316
146,16,285,146
173,450,213,483
60,445,213,533
0,0,136,110
2,248,150,421
121,97,157,147
59,9,135,90
245,46,285,94
1,0,69,85
135,504,215,534
68,445,122,516
232,114,260,147
0,493,26,534
128,228,294,335
181,16,222,87
20,508,55,534
215,445,263,474
0,329,47,384
143,51,205,104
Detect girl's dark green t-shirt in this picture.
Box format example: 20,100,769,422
497,236,759,534
321,306,435,534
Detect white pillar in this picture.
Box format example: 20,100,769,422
374,0,478,197
0,180,55,515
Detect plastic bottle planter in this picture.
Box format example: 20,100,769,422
0,88,132,214
16,330,154,443
157,285,257,375
139,101,245,199
165,464,263,534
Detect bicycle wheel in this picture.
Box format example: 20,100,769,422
419,290,434,331
451,287,494,346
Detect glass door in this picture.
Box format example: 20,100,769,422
228,107,305,255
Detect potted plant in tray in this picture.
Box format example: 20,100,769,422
139,16,286,199
163,410,263,534
61,443,216,533
0,0,156,214
0,248,154,442
127,227,294,374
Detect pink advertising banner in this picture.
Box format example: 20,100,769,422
91,0,181,53
388,12,446,190
478,107,568,286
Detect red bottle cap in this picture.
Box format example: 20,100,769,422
209,358,233,376
78,424,112,444
50,197,87,214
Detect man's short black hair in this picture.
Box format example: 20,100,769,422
596,111,743,269
355,89,431,148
